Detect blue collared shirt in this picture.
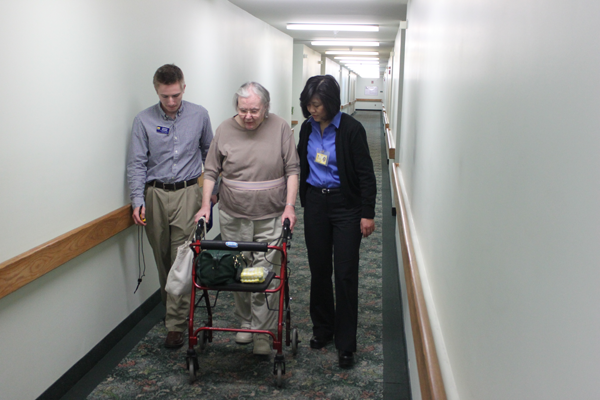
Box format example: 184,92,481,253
127,100,213,208
306,111,342,188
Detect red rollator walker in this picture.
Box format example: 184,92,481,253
185,218,299,387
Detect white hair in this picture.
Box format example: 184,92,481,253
233,82,271,113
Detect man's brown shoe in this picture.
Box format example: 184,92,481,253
165,331,184,348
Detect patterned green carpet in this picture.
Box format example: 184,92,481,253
87,111,384,399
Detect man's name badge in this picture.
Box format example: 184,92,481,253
315,149,330,166
156,126,170,134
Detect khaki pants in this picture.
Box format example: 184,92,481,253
219,209,282,331
145,184,202,332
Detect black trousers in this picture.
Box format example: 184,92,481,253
304,185,363,352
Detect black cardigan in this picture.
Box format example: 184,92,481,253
298,113,376,219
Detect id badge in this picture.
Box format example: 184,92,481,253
156,126,170,134
315,148,330,166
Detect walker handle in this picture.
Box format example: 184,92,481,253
195,218,206,241
199,240,269,252
282,218,292,245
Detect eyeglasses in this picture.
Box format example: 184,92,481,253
237,107,262,117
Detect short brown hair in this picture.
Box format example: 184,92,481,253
153,64,185,89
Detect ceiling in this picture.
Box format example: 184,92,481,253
228,0,408,76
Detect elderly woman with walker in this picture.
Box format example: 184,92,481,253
194,82,299,355
297,75,376,369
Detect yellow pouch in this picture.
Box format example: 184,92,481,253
240,267,268,283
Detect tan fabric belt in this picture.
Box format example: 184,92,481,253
222,176,285,191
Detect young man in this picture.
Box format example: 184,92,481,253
127,64,215,348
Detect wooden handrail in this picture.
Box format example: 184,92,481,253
0,205,134,299
356,98,382,102
391,164,447,400
385,128,396,159
0,176,207,300
383,111,390,129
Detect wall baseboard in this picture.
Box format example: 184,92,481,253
37,290,161,400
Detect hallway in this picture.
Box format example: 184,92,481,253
56,111,409,400
4,0,599,398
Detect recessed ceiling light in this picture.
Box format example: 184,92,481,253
326,51,379,56
287,24,379,32
334,57,380,61
341,61,380,65
311,41,379,47
345,64,380,73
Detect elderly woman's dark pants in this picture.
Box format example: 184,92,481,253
304,185,363,353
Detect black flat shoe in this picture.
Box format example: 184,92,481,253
338,350,354,369
309,335,333,349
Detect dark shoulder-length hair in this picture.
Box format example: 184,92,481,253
299,75,341,121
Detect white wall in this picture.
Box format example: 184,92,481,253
399,0,600,399
390,26,405,147
384,58,393,114
356,77,383,110
348,72,358,114
340,66,350,107
292,44,322,133
324,57,342,82
0,1,292,399
292,44,305,125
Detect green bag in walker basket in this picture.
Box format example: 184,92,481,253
195,250,246,287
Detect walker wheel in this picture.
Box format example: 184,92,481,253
291,328,299,356
199,330,207,351
276,363,283,387
187,358,197,383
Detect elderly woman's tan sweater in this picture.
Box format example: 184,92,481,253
203,113,300,220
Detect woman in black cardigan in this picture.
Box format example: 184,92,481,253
297,75,376,369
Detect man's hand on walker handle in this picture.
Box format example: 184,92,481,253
360,218,375,238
